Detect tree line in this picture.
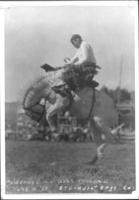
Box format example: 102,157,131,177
100,86,134,105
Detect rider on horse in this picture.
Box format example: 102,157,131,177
43,34,100,132
61,34,100,91
64,34,96,66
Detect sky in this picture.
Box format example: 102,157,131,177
5,5,135,102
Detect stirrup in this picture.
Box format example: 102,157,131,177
52,84,68,97
52,84,64,92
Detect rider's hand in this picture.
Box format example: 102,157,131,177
71,91,80,101
74,94,81,101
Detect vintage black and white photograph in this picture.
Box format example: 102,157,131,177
1,0,138,198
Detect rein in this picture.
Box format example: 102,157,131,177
86,88,96,123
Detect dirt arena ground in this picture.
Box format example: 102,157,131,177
6,140,135,194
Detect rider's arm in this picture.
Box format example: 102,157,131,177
69,54,79,64
65,53,79,65
74,42,88,65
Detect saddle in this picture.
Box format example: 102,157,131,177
52,80,99,97
41,62,99,99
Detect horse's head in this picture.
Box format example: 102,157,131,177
23,76,51,110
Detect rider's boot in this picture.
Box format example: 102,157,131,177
88,79,99,88
53,84,80,101
52,84,66,96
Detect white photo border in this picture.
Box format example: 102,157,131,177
0,1,138,199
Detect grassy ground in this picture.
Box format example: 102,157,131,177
6,140,135,194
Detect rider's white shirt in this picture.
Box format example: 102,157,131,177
50,41,96,87
72,41,96,65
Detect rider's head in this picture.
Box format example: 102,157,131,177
70,34,82,48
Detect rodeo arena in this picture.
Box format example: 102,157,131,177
5,60,135,194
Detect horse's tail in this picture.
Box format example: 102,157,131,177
22,76,50,123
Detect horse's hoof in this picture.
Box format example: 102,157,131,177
86,155,98,165
97,152,104,160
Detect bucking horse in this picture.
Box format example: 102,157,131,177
23,63,118,164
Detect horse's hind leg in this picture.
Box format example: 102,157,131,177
89,116,113,164
97,143,106,159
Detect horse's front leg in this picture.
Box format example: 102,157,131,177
46,103,59,132
45,94,69,132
